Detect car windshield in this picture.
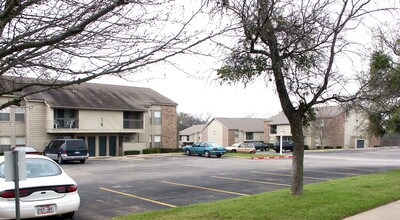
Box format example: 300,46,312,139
0,158,61,178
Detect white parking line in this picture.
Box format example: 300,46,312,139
211,176,291,186
161,181,250,196
251,171,332,181
100,187,177,208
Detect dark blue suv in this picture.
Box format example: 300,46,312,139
273,141,294,153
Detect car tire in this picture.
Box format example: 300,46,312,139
185,149,191,156
217,154,222,158
231,149,237,153
80,160,86,164
62,211,75,219
205,151,210,158
42,152,46,156
57,155,64,164
274,149,280,153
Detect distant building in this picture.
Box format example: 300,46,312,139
0,78,177,155
264,106,380,149
178,124,206,147
203,118,266,147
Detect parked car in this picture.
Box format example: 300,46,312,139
0,155,80,219
43,139,89,164
273,141,294,153
11,146,41,155
225,143,256,154
183,142,226,158
251,142,270,151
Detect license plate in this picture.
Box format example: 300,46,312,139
35,204,56,215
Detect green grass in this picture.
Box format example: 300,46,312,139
113,169,400,220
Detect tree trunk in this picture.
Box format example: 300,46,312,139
289,115,305,195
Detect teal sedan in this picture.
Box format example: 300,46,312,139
183,142,226,158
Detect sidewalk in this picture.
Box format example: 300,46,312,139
343,200,400,220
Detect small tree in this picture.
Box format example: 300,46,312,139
213,0,393,195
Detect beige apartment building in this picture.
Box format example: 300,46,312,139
0,80,178,156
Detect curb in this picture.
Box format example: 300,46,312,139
251,155,293,160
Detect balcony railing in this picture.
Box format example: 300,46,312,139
123,119,143,129
54,118,78,129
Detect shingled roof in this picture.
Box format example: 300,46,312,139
268,106,345,125
211,118,266,132
179,124,206,135
26,81,177,111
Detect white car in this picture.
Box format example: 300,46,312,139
225,143,256,154
0,154,80,219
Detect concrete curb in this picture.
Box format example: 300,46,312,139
251,155,293,160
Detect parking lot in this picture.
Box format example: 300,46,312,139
60,148,400,220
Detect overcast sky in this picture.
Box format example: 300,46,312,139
91,0,398,120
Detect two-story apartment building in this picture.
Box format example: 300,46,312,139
264,106,380,149
0,80,177,156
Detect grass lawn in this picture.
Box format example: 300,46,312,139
113,169,400,220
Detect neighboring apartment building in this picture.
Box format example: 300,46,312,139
178,124,206,147
203,118,266,147
0,80,178,156
264,106,379,149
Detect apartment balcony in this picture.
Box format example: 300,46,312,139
123,119,144,129
54,118,78,129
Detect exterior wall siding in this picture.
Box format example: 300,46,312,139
79,110,123,131
207,120,224,146
27,101,51,150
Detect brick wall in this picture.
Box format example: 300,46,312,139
161,106,177,148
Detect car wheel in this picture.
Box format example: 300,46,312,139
275,149,280,153
205,151,210,158
80,160,86,164
57,155,64,164
217,154,222,158
62,211,75,219
231,149,237,153
185,149,191,156
42,152,46,156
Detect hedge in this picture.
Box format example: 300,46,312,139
124,150,141,155
142,148,183,154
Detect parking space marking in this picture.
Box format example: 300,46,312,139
161,181,249,196
211,176,291,186
304,170,358,176
100,187,177,208
251,171,332,181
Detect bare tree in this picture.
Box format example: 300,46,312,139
213,0,395,195
0,0,226,109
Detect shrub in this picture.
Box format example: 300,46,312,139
336,146,343,149
324,146,334,149
142,148,161,154
124,150,141,155
304,145,309,150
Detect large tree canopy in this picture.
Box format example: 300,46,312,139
0,0,225,109
213,0,395,195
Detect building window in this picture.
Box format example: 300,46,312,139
154,135,161,148
246,132,254,140
123,111,144,129
15,137,26,146
15,107,25,122
0,137,11,152
0,107,10,121
270,125,277,134
154,111,161,125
